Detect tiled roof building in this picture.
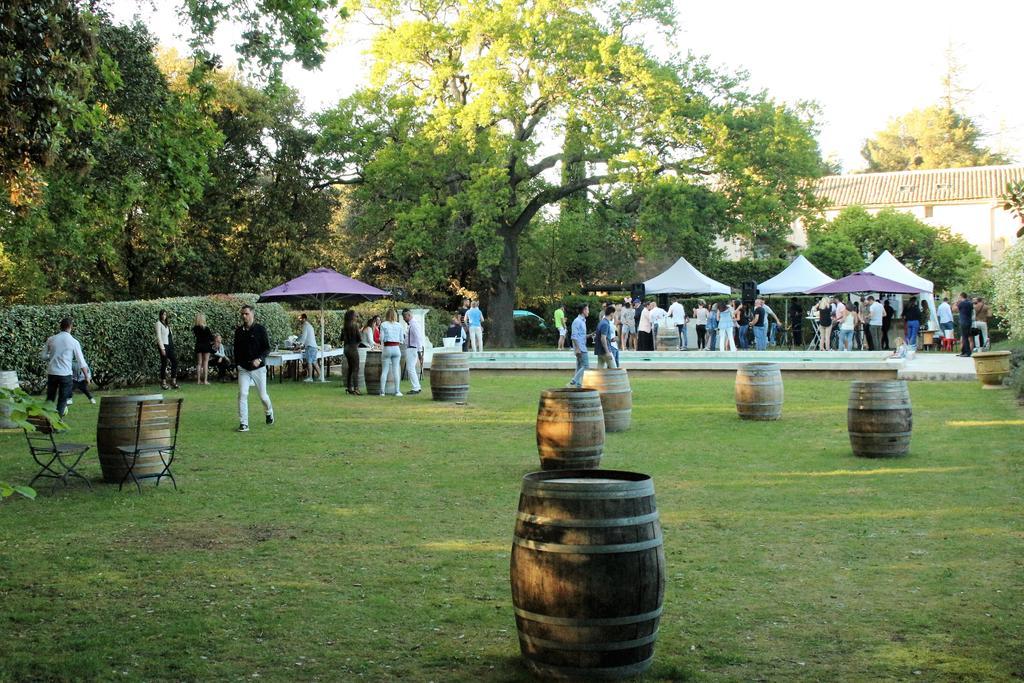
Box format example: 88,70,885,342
785,165,1024,263
816,165,1024,209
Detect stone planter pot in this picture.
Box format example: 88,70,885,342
972,351,1012,389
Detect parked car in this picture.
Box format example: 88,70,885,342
513,310,547,329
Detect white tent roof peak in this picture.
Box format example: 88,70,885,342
864,250,933,293
757,255,834,295
643,257,731,295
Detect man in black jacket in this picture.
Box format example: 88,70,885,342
234,305,274,432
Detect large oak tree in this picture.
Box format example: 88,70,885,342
317,0,824,346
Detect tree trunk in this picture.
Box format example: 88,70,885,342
486,230,519,348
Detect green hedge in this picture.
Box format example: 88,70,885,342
0,296,450,391
0,294,291,391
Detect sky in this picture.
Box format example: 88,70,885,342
111,0,1024,173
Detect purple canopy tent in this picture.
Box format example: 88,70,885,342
259,268,390,382
806,271,921,296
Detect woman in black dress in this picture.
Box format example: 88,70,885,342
193,312,215,385
342,310,362,394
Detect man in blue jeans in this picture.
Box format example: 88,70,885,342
903,296,921,349
751,298,769,350
43,317,90,417
568,304,590,386
956,292,974,357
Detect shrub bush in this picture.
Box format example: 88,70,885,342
0,295,290,391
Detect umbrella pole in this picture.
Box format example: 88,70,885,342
319,302,327,382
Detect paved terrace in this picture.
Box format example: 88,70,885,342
430,350,977,382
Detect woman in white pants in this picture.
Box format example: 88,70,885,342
378,309,405,397
717,302,737,352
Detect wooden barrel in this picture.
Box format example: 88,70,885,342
510,469,665,679
847,380,912,458
357,347,368,393
0,370,20,429
536,388,605,470
364,350,404,395
430,351,469,402
582,368,632,432
96,394,166,483
735,362,783,421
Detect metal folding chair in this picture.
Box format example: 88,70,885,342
116,398,183,493
24,415,92,492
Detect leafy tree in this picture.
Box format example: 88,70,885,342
805,205,985,290
991,239,1024,341
861,106,1010,172
318,0,823,346
1,20,219,302
801,231,864,279
1,0,347,203
0,0,109,203
167,74,342,296
1001,179,1024,238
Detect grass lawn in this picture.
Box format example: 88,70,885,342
1,372,1022,682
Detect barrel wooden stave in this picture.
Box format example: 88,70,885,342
536,389,605,470
847,380,912,458
581,369,632,432
96,394,166,483
735,363,783,421
0,370,20,429
510,470,665,679
430,351,469,402
363,350,404,395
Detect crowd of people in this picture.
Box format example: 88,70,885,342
808,292,990,356
556,296,790,357
38,303,438,432
32,290,993,431
550,291,994,362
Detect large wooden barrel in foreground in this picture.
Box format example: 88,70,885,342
510,469,665,679
0,370,19,429
430,351,469,402
97,394,166,483
363,350,403,395
735,363,783,421
582,368,632,432
536,389,604,470
847,380,912,458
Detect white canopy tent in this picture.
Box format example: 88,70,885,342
643,257,731,295
757,255,834,295
864,250,939,332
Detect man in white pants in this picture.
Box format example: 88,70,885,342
233,305,274,432
402,309,424,394
466,300,484,352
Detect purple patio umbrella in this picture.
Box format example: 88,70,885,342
806,271,921,295
259,268,390,382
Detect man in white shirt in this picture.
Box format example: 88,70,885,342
43,318,90,417
637,301,654,351
402,309,424,394
936,297,954,338
297,313,319,382
867,296,885,350
649,303,667,350
761,301,783,346
667,298,687,350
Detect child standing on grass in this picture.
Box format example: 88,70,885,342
67,356,96,406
